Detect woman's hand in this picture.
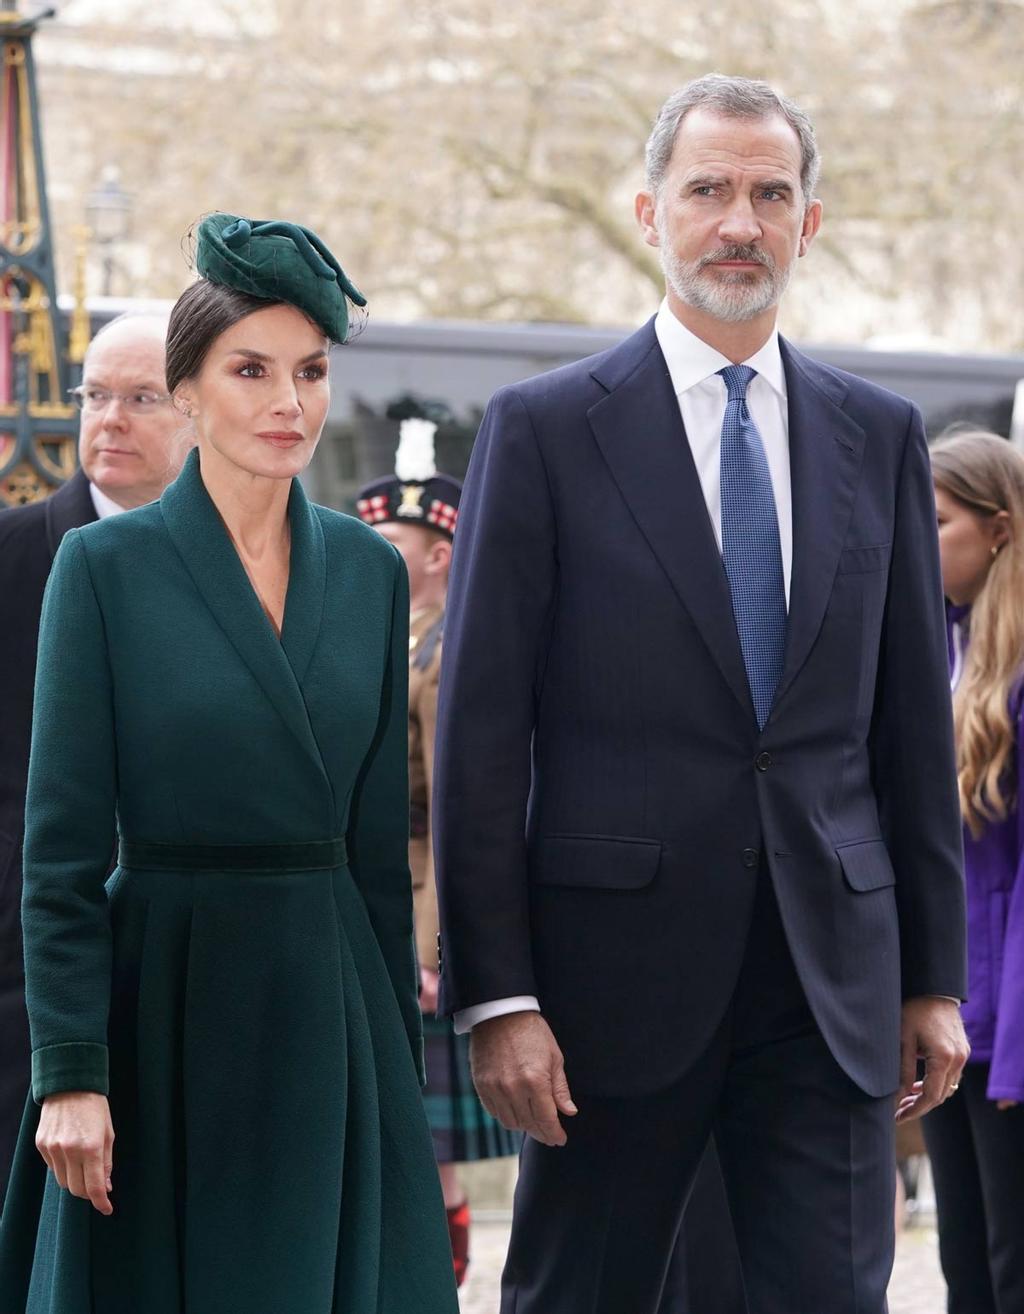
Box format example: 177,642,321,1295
996,1099,1019,1111
36,1091,114,1215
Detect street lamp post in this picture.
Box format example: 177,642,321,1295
86,166,132,297
0,0,80,504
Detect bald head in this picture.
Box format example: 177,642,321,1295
78,313,193,509
82,312,170,371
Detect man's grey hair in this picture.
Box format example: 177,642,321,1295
83,311,170,371
644,74,821,205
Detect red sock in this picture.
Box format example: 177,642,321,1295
446,1200,470,1288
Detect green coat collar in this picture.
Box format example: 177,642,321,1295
160,449,327,769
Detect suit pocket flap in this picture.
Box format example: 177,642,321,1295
837,839,896,891
531,834,662,890
837,543,891,574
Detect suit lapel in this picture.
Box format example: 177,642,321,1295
588,322,754,719
160,449,325,767
45,468,97,556
772,340,866,713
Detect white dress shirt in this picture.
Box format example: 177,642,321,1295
89,483,129,520
654,299,793,602
454,303,794,1034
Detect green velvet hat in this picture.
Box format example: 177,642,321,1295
195,212,367,343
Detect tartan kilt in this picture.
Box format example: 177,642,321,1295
421,1013,522,1164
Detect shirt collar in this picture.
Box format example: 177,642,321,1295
654,298,787,401
89,482,130,519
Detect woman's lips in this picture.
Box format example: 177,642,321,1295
257,431,304,449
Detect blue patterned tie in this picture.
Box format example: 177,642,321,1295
718,365,787,730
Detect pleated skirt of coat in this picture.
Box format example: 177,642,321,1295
0,864,460,1314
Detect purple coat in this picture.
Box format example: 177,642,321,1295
949,604,1024,1101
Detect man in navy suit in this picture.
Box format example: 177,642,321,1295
434,75,970,1313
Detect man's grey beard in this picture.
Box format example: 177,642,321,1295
659,237,792,323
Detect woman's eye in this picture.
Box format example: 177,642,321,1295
238,364,265,378
299,365,327,381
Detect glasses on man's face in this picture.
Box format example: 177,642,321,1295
70,386,171,415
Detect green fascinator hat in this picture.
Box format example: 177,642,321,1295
195,212,367,343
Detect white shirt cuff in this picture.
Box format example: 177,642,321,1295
453,996,541,1034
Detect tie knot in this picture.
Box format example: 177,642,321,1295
718,364,756,403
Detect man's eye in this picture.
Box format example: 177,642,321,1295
86,389,110,403
132,393,161,406
694,186,715,196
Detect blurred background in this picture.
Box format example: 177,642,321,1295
15,0,1023,508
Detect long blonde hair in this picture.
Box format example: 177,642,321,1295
931,431,1024,836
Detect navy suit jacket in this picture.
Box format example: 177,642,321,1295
434,319,966,1099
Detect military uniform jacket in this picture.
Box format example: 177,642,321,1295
409,605,444,973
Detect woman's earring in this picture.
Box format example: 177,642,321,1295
992,545,1000,558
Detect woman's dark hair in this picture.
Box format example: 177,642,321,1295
165,281,284,394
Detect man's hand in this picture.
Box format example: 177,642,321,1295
419,966,440,1014
470,1011,577,1147
896,996,969,1122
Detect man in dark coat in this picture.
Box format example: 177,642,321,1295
0,313,187,1201
434,75,969,1313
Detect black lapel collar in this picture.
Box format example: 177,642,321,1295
159,449,325,766
587,320,754,719
772,339,866,715
44,468,97,557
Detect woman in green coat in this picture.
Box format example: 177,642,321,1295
0,215,460,1314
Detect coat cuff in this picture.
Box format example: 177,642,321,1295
32,1042,109,1104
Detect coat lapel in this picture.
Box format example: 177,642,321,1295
280,483,326,687
160,449,325,766
588,321,754,719
772,340,866,713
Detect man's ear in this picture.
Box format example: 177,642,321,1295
635,190,660,250
798,198,823,258
426,538,453,576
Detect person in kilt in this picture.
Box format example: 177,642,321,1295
357,419,520,1287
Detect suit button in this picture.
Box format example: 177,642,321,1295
755,751,773,772
742,848,759,869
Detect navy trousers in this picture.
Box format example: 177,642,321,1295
658,1141,746,1314
500,868,896,1314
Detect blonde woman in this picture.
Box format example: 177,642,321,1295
926,431,1024,1314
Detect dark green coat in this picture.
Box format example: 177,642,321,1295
0,450,459,1313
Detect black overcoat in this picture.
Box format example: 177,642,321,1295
0,470,96,1195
